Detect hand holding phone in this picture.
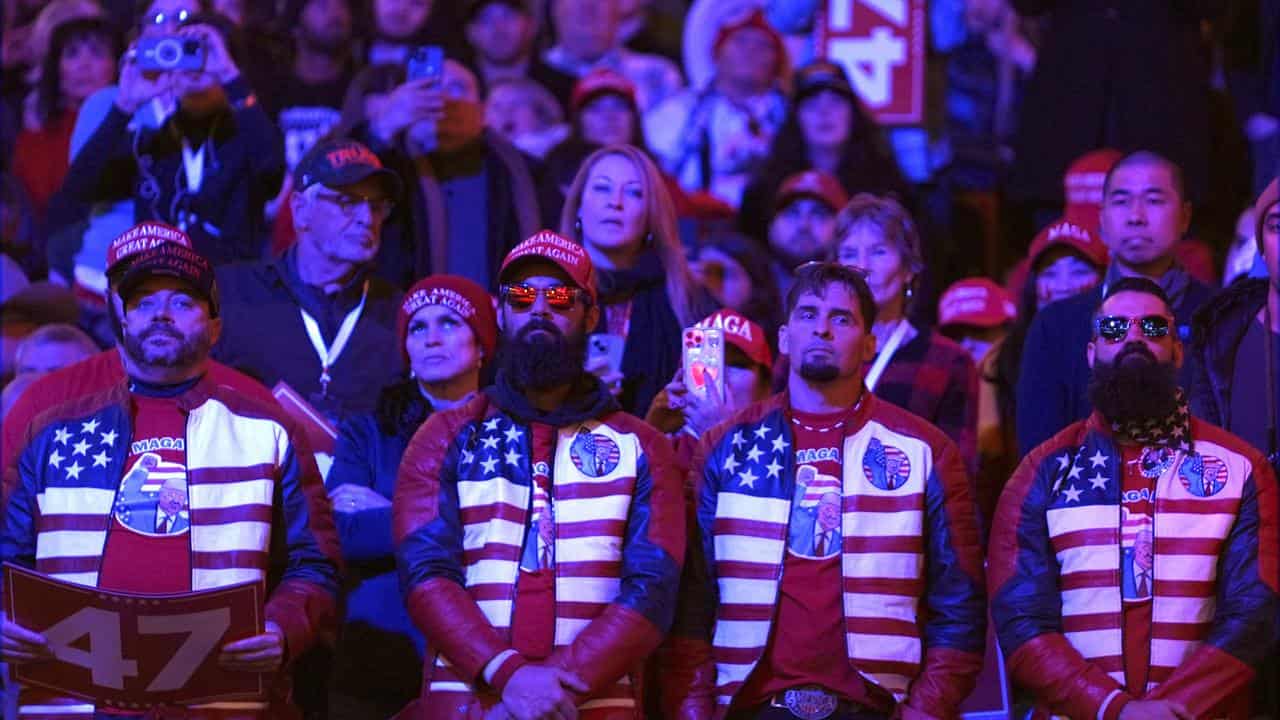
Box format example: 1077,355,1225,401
683,327,725,402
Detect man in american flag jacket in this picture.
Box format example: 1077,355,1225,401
989,277,1280,720
1,224,341,718
666,262,986,720
393,231,685,719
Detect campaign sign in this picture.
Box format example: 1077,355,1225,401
820,0,926,125
3,564,266,710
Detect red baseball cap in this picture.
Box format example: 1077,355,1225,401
569,69,637,115
106,222,191,276
1028,216,1109,271
1063,148,1122,232
713,9,784,67
499,230,597,303
776,170,848,213
696,309,772,369
937,278,1016,330
398,275,498,365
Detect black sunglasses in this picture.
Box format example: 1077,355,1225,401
1095,315,1172,343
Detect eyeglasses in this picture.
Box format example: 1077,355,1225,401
500,283,585,311
314,190,393,219
1095,315,1172,343
146,9,192,26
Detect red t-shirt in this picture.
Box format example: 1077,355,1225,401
97,394,192,594
737,410,892,711
512,423,557,659
1120,444,1159,695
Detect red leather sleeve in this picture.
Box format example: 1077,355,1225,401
406,578,513,683
657,634,714,720
1143,642,1255,716
901,646,985,719
545,603,663,694
1007,633,1131,719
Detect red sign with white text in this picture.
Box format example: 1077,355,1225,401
819,0,926,125
4,564,266,710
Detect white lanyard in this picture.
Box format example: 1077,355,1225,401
181,138,206,192
864,319,911,393
299,282,369,397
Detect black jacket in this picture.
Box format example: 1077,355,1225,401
1008,0,1218,206
57,77,284,265
212,255,404,422
1189,278,1269,430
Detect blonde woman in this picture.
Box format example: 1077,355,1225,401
560,144,714,415
832,193,979,473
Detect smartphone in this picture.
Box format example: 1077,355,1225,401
588,333,626,377
405,45,444,151
683,326,725,401
136,36,205,72
406,45,444,84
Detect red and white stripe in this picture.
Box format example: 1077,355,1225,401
711,421,929,712
426,419,643,716
1046,439,1252,692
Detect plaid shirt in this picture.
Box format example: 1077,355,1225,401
874,327,980,477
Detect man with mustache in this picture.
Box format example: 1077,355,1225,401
665,261,985,719
763,170,848,299
1016,151,1216,455
1,223,340,716
991,277,1279,720
394,230,684,719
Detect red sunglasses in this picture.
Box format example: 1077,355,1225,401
499,283,585,310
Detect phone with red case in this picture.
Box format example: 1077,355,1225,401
683,326,725,400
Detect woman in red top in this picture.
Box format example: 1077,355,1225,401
12,17,120,242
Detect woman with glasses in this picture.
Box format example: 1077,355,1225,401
325,274,496,718
559,144,716,416
831,194,980,474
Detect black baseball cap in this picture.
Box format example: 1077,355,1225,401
794,59,855,103
293,137,403,199
116,242,220,317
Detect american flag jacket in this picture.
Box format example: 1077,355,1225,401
393,384,685,719
988,413,1280,720
0,351,342,718
664,392,986,719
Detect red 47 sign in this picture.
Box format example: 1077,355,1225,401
819,0,926,125
4,564,266,710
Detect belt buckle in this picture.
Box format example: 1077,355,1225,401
781,685,839,720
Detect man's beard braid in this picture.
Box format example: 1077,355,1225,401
1086,343,1181,424
122,323,210,371
498,319,588,390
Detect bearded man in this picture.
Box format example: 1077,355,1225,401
1,226,340,717
393,230,685,719
990,276,1280,720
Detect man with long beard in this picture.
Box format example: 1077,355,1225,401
665,262,985,719
1,228,340,717
394,230,685,719
990,277,1280,720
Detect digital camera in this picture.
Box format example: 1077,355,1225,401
136,36,206,72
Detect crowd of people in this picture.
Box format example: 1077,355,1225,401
1,0,1279,719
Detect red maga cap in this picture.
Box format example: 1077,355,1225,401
776,170,848,212
106,222,191,275
569,69,638,114
499,230,597,302
937,278,1016,330
1028,216,1109,271
696,308,772,369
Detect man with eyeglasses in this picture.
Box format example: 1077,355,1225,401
394,230,685,719
991,276,1279,720
665,262,985,720
1016,151,1217,456
213,137,405,423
